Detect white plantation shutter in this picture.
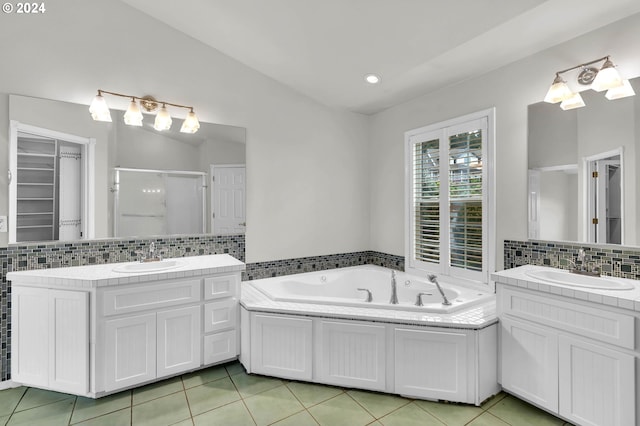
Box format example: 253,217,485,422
407,114,489,283
413,136,440,264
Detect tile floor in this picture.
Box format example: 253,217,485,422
0,361,573,426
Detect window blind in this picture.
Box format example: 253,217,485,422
413,138,440,264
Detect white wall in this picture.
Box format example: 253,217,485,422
0,0,369,262
528,102,578,169
369,12,640,270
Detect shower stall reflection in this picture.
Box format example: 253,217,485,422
113,168,206,237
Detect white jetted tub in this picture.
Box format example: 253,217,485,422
240,264,499,405
248,264,493,314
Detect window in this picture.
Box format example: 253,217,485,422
405,109,495,285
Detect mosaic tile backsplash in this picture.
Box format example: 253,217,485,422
0,232,403,383
504,239,640,280
245,250,404,280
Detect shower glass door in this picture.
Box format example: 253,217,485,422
113,168,206,237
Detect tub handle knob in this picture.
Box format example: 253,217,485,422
357,288,373,303
415,292,432,306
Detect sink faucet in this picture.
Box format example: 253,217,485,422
389,270,399,304
136,242,163,263
569,249,599,276
427,274,451,306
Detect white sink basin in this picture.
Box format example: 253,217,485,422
525,269,634,290
112,259,185,273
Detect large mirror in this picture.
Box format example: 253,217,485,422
528,77,639,246
7,94,246,243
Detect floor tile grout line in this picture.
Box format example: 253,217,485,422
5,386,27,423
179,375,195,426
472,410,513,426
8,391,75,418
343,390,412,421
228,369,259,426
67,395,79,425
282,381,346,411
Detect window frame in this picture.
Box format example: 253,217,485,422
404,108,496,286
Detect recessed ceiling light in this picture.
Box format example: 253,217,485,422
365,74,380,84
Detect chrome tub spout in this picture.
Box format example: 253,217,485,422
389,270,399,304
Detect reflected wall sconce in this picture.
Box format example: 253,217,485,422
543,55,635,110
89,90,200,133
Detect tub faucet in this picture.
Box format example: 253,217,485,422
357,288,373,302
389,270,399,304
427,274,451,306
415,292,432,306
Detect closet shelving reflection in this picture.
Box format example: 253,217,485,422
15,133,57,241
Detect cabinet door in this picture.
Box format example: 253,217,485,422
49,290,89,394
317,320,386,391
203,299,237,333
251,314,313,380
559,335,635,426
105,313,156,392
204,330,237,365
157,305,202,378
11,286,49,387
395,328,469,402
500,316,558,412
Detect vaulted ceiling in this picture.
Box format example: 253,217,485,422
122,0,640,114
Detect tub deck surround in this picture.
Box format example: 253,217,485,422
493,265,639,426
9,254,245,398
240,265,497,330
492,264,640,312
240,266,500,406
7,254,245,288
248,265,495,315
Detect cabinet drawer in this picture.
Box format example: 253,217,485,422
103,279,201,316
204,274,238,300
204,299,237,333
203,330,237,365
500,287,635,349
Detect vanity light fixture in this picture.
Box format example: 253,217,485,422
89,90,200,133
365,74,380,84
153,104,172,131
123,98,143,126
543,55,634,110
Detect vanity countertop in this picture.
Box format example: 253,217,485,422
7,254,245,289
492,265,640,313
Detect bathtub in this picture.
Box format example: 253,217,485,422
247,264,493,314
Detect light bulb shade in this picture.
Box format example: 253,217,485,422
560,92,585,110
180,110,200,133
89,94,112,122
591,59,623,92
153,105,172,131
544,75,572,103
605,79,636,100
124,100,143,126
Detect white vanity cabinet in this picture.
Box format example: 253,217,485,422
12,287,89,395
8,254,244,398
496,279,637,426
